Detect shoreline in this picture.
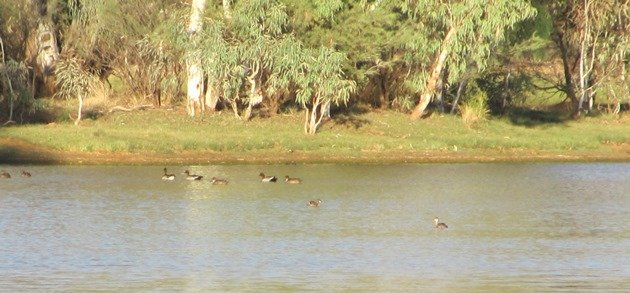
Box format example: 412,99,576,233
2,138,629,165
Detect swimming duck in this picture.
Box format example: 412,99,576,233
259,172,277,182
183,170,203,181
21,170,32,177
162,168,175,181
211,177,229,185
285,175,302,184
0,170,10,178
434,217,448,229
307,199,322,207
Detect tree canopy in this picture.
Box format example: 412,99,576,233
0,0,628,132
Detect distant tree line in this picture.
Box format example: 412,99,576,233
0,0,627,133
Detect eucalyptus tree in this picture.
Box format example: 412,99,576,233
285,0,408,110
190,0,295,120
374,0,536,119
295,47,356,135
54,57,95,125
186,0,206,116
548,0,629,117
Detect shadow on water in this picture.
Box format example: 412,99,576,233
506,107,568,127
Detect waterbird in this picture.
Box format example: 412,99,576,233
307,199,322,207
183,170,203,181
211,177,229,185
285,175,302,184
434,217,448,229
162,168,175,181
259,172,277,182
21,170,31,177
0,170,10,178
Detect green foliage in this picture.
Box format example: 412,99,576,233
460,82,490,126
54,58,95,99
295,47,355,107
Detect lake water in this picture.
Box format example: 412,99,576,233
1,163,629,291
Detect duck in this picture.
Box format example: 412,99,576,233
285,175,302,184
259,172,277,183
21,170,32,177
162,168,175,181
211,177,229,185
434,217,448,229
183,170,203,181
307,199,322,207
0,170,10,178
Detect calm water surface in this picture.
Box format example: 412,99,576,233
1,163,629,291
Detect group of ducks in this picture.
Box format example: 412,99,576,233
161,168,322,208
161,168,448,227
0,170,31,178
2,167,447,228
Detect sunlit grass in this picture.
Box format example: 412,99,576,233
1,106,629,157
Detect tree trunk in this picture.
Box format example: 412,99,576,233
222,0,232,20
378,74,388,109
1,39,15,123
186,0,206,117
204,82,219,111
436,68,446,113
75,92,83,126
411,27,456,120
304,96,326,135
450,78,467,114
554,33,579,115
502,72,511,111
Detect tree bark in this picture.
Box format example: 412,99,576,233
222,0,232,20
450,78,467,114
502,72,511,111
554,32,579,113
75,92,83,126
186,0,206,117
410,27,456,120
204,82,219,111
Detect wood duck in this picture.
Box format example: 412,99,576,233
183,170,203,181
162,168,175,181
0,170,10,178
434,217,448,229
285,175,302,184
211,177,229,185
21,170,31,177
307,199,322,207
259,172,277,182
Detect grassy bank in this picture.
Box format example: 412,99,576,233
1,106,629,164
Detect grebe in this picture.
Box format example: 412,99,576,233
183,170,203,181
307,199,322,207
162,168,175,181
211,177,229,185
259,172,277,182
0,170,10,178
434,217,448,229
285,175,302,184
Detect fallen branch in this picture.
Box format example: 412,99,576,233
108,104,154,113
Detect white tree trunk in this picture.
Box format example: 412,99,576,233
223,0,232,20
75,92,83,126
411,26,456,120
304,96,327,135
186,0,206,117
204,82,219,111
